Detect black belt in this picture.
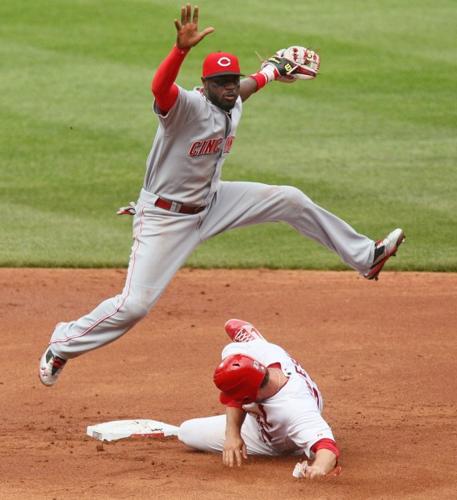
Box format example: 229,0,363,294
154,197,206,214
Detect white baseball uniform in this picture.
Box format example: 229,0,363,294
178,339,335,458
48,82,374,359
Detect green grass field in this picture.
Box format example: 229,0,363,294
1,0,456,270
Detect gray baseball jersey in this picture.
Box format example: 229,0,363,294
144,86,242,206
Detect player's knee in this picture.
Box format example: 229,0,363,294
279,185,311,210
178,416,226,453
118,296,149,322
178,419,199,449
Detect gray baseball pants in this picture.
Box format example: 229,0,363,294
50,182,374,358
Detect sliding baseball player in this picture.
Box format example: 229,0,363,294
179,319,341,479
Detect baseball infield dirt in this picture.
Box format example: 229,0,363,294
1,269,456,499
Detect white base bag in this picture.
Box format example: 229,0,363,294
86,419,179,442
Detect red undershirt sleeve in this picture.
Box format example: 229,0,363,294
151,45,190,114
310,438,340,459
224,400,244,409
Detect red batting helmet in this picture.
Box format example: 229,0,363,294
213,354,267,405
202,52,244,79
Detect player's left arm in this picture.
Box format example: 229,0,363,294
239,57,295,102
239,78,258,102
223,406,248,467
240,48,319,102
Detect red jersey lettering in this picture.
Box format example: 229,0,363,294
189,141,203,157
223,135,235,153
202,138,223,155
189,136,234,157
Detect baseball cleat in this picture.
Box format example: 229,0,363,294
224,319,265,342
364,228,405,281
39,347,67,386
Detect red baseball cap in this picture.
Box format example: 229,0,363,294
202,52,243,79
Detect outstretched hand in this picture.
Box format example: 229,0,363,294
174,4,215,50
223,435,248,467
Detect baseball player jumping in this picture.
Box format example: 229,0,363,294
39,5,404,386
179,319,341,479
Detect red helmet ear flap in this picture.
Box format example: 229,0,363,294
213,354,267,404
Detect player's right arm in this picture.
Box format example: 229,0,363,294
304,447,338,479
223,406,248,467
288,408,340,477
151,4,214,114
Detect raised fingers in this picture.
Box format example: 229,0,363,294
192,5,199,25
181,3,191,24
180,3,200,26
180,5,186,24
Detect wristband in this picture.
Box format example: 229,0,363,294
249,65,279,91
249,72,268,90
311,438,340,459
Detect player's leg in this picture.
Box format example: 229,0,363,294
50,210,200,359
39,193,202,385
178,414,278,455
200,181,375,275
178,415,226,453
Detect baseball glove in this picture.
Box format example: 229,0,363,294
262,45,320,83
